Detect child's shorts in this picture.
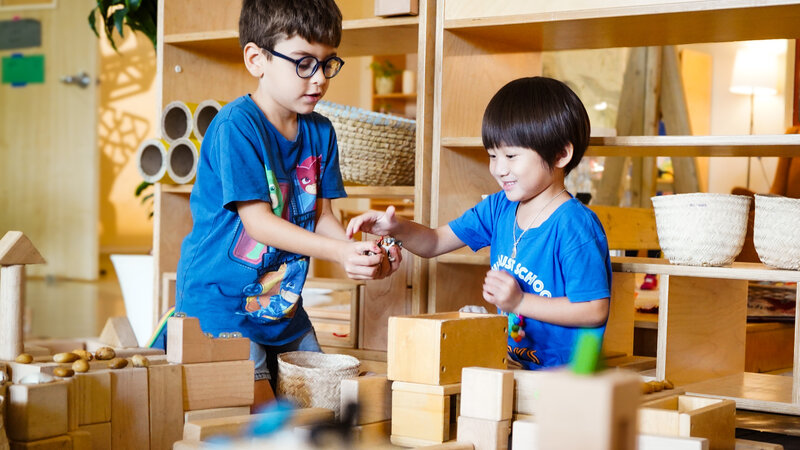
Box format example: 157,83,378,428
250,328,321,387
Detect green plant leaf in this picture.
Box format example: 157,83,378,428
87,8,100,38
135,180,153,197
125,0,142,12
112,7,128,38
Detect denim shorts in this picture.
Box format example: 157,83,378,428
250,328,321,388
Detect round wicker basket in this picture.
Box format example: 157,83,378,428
651,193,750,266
753,194,800,270
277,351,360,417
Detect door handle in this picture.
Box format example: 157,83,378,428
60,72,92,88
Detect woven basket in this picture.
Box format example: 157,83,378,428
753,194,800,270
651,193,750,266
315,100,415,186
277,351,359,417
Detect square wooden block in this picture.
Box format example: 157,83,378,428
639,395,735,450
7,380,69,441
387,312,507,385
391,381,460,444
457,416,510,450
460,367,513,421
74,370,111,426
182,360,254,411
512,369,548,415
340,374,392,425
166,317,250,364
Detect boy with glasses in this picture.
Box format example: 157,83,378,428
172,0,402,406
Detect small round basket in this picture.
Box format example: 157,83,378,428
753,194,800,270
651,193,751,266
277,351,359,417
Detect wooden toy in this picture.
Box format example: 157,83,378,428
97,316,141,349
0,231,45,361
456,416,510,450
8,435,71,449
77,422,111,450
511,420,537,449
84,340,165,358
351,420,391,444
412,443,474,450
6,380,69,442
182,360,254,411
460,367,513,421
387,312,507,385
110,367,150,450
7,362,61,384
184,406,251,423
340,374,392,425
512,369,547,415
182,408,334,441
25,339,85,355
639,395,735,450
147,363,184,450
390,381,460,445
166,317,250,364
67,430,92,450
73,370,111,426
511,422,712,450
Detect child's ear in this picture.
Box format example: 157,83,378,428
554,143,574,169
243,42,265,78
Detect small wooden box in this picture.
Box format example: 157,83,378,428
374,0,418,17
390,381,460,446
387,312,507,385
639,395,735,450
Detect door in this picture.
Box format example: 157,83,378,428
0,0,98,279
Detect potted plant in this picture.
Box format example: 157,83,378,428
88,0,157,52
370,60,401,95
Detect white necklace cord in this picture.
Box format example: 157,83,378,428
511,188,567,258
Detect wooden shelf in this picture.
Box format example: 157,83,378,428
436,247,490,265
157,183,412,198
373,93,417,100
164,16,419,58
159,183,193,194
441,135,800,158
443,2,800,51
683,373,800,415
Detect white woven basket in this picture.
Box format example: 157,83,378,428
753,194,800,270
651,193,750,267
314,100,416,186
277,351,359,417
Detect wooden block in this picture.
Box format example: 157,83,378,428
7,380,69,441
734,438,784,449
512,369,547,415
110,367,150,450
340,374,391,425
9,435,71,450
537,370,641,450
68,430,92,450
511,420,537,449
411,443,474,450
74,370,111,425
460,367,513,421
98,316,140,348
387,313,507,385
173,441,212,450
183,408,334,441
7,362,61,383
639,434,709,450
456,416,510,450
78,422,111,450
26,339,85,355
374,0,418,16
391,382,460,443
64,377,79,431
0,231,45,265
148,363,184,450
107,347,165,359
22,345,52,357
167,317,250,364
639,395,736,450
182,360,254,411
352,420,391,445
390,435,452,448
184,406,251,423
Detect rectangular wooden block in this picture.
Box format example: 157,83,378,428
460,367,513,421
183,408,334,441
511,420,537,449
167,317,250,364
352,420,391,445
9,435,71,450
110,367,150,450
512,369,547,415
391,381,460,443
148,363,184,450
374,0,418,16
340,374,392,425
639,395,736,450
74,370,111,425
26,339,85,354
182,360,254,411
456,416,510,450
184,406,251,423
387,312,507,385
68,430,92,450
7,380,69,441
78,422,111,450
536,370,641,450
8,362,61,383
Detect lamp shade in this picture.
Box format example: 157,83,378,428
730,48,778,95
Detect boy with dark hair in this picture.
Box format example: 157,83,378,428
173,0,401,401
347,76,611,369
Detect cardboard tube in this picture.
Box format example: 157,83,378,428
135,139,175,183
193,99,226,141
166,138,200,184
161,100,198,143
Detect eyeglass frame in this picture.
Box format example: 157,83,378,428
264,48,345,79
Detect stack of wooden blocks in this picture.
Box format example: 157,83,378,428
456,367,514,450
385,312,508,447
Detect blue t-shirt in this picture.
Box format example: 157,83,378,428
449,192,612,369
175,95,347,346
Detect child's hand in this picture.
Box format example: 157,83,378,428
482,269,524,313
339,240,398,280
346,206,398,239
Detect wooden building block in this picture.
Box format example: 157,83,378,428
184,406,251,423
9,435,71,450
456,416,510,450
26,339,85,355
511,420,537,449
387,313,507,385
536,370,640,450
98,316,139,348
74,370,111,426
7,380,69,441
183,408,334,441
68,430,92,450
148,363,184,450
7,362,61,383
22,345,52,357
460,367,513,421
639,395,736,450
78,422,111,450
639,434,709,450
352,420,391,445
83,340,165,358
391,381,460,444
340,374,392,425
182,360,254,411
167,317,250,364
110,367,150,450
512,369,547,415
412,443,474,450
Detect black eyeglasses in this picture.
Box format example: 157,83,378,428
265,48,345,79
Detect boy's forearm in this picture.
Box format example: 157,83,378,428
514,295,609,328
391,219,461,258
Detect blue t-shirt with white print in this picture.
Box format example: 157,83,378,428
449,192,612,369
175,95,347,346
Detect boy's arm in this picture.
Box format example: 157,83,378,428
237,200,385,280
346,206,465,258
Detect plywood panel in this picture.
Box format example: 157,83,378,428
434,147,496,226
